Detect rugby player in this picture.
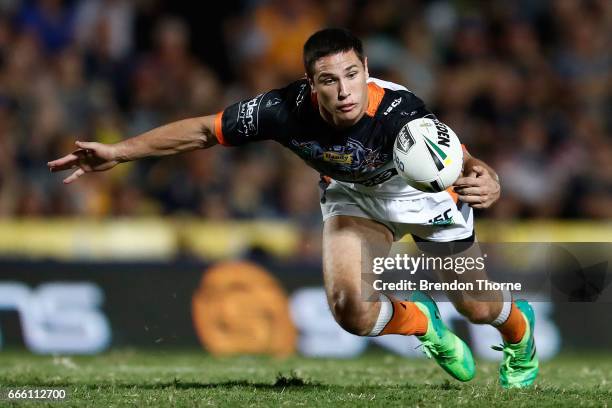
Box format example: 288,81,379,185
48,28,538,388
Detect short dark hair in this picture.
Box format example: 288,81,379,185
303,28,365,78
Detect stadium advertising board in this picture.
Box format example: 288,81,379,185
1,251,610,357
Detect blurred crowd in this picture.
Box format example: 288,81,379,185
0,0,610,226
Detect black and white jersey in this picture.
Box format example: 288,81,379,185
215,77,437,198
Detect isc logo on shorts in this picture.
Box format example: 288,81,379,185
428,208,454,225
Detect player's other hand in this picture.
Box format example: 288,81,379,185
47,141,120,184
453,165,501,209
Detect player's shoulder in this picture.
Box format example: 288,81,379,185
243,78,311,120
269,78,310,108
368,77,430,123
367,77,411,93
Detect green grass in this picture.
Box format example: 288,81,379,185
0,349,611,407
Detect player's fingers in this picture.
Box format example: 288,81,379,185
471,165,486,176
454,176,482,187
75,140,97,150
453,186,483,196
63,168,85,184
457,194,484,204
48,154,80,172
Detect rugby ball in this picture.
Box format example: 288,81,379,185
393,117,463,192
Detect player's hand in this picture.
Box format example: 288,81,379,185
453,165,500,209
47,141,120,184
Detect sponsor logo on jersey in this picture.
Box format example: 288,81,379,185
237,94,264,136
323,151,353,164
395,124,416,154
383,97,402,115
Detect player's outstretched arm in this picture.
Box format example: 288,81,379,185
453,150,501,209
47,115,218,184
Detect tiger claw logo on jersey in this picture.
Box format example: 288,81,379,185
395,124,415,154
237,94,264,136
291,138,388,180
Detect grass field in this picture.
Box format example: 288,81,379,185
0,349,611,407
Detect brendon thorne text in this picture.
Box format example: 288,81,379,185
372,279,522,292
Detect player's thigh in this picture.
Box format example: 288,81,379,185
322,215,393,307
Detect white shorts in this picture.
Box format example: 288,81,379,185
320,180,474,242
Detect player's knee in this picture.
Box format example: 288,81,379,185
328,289,375,336
455,300,494,324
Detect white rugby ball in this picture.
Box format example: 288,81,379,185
393,117,463,192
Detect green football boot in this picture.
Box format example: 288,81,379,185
492,300,539,388
410,291,475,382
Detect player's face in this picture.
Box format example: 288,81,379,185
309,50,369,128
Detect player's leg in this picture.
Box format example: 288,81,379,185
410,192,538,388
319,178,429,337
423,238,538,388
418,234,507,326
322,214,427,337
397,188,538,387
320,180,475,381
323,215,475,381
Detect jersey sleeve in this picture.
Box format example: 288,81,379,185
215,89,287,146
384,89,435,132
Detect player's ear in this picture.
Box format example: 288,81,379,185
307,75,316,94
363,57,369,80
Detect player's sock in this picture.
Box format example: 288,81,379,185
490,291,526,344
492,300,539,388
496,303,527,343
367,294,428,336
